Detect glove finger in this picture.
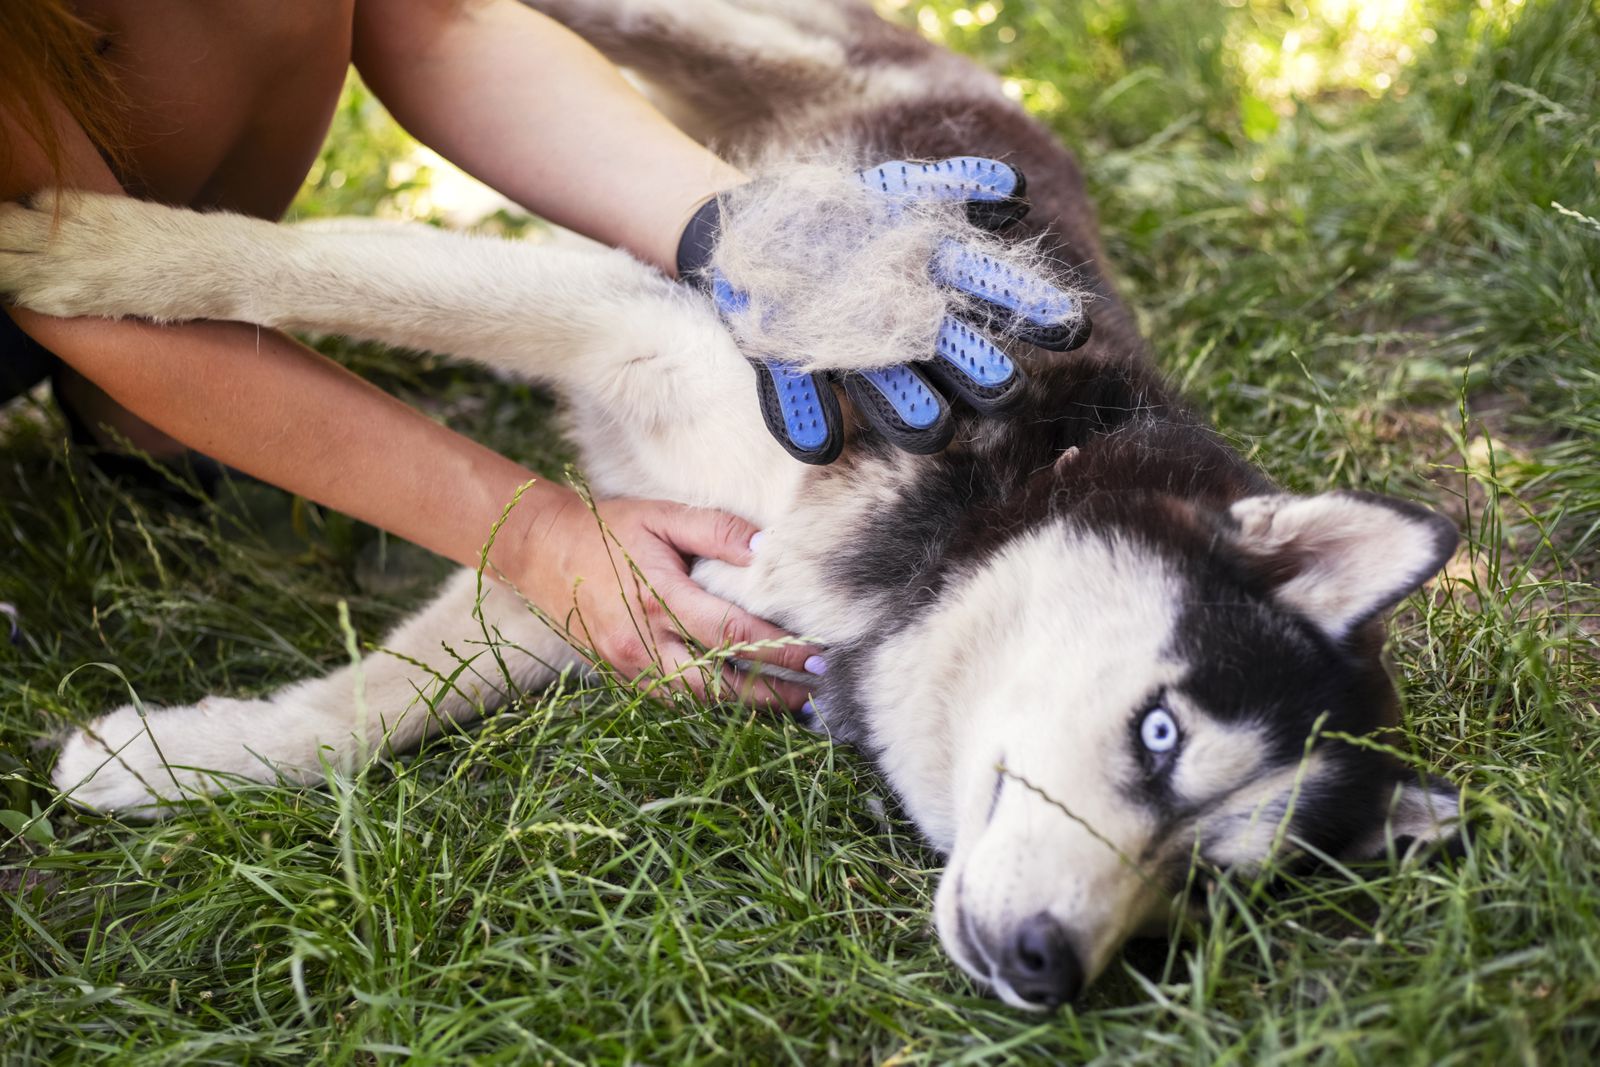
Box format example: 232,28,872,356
933,239,1092,351
858,157,1030,231
841,364,953,455
710,272,845,464
754,359,844,465
922,316,1027,414
710,270,751,318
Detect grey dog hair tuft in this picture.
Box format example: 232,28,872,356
708,154,1086,374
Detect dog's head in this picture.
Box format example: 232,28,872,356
850,485,1460,1009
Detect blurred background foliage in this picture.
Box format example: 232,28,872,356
290,75,429,221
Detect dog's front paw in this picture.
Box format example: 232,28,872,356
53,694,308,817
52,698,260,816
0,189,245,323
0,190,130,318
52,704,180,815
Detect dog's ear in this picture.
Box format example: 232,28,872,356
1342,774,1463,861
1227,491,1458,641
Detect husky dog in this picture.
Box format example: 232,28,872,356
0,0,1460,1009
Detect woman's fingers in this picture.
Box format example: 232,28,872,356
572,498,827,707
723,663,813,712
649,502,762,567
638,640,814,712
629,501,824,674
657,576,821,676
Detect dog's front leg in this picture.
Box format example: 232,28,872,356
0,190,710,393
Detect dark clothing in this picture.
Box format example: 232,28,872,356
1,310,58,403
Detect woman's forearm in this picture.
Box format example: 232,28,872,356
9,307,569,576
353,0,746,273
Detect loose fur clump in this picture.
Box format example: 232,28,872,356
710,157,1080,373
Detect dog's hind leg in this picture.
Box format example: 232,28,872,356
52,569,581,814
523,0,860,145
523,1,992,156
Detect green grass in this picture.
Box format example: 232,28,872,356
3,0,1598,1061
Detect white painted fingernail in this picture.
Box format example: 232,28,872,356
804,655,829,676
748,531,766,553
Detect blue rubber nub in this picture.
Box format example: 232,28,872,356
858,365,943,429
768,363,831,451
935,318,1015,387
712,272,841,461
934,241,1081,327
841,367,952,454
711,273,750,318
859,157,1020,202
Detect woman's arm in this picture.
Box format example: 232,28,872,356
351,0,746,273
12,308,561,566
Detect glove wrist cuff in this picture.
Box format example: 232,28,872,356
675,196,723,282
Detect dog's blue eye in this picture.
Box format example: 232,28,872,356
1140,707,1179,754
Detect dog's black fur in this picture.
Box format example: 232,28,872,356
733,16,1455,862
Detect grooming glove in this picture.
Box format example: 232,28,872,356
677,157,1091,464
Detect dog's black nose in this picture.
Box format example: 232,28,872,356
999,912,1083,1008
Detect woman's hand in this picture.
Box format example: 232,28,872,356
517,491,821,712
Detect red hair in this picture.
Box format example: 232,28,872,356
0,1,128,184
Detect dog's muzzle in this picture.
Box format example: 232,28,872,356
973,911,1085,1009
